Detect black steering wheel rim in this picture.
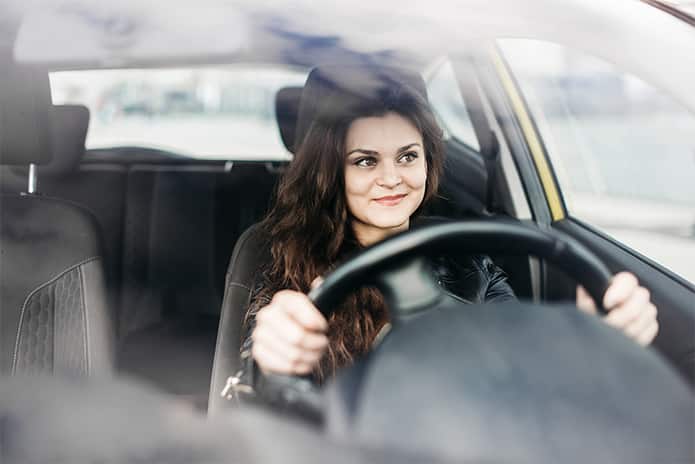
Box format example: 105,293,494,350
308,218,613,319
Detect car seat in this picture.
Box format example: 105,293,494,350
0,64,115,375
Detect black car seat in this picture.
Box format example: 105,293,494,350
207,85,303,413
0,64,115,376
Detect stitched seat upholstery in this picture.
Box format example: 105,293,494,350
0,64,115,376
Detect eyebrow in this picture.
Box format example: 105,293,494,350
346,143,421,157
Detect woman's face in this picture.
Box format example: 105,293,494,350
344,111,427,246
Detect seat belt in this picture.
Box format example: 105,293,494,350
452,58,502,215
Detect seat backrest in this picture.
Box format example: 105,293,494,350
1,195,116,375
0,64,115,375
208,223,269,413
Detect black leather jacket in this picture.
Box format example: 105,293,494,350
232,252,516,403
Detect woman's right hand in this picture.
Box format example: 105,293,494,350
251,288,329,375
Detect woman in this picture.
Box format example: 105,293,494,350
242,65,659,386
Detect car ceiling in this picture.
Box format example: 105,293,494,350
2,0,695,110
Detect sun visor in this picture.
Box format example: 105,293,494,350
13,3,247,65
0,65,52,166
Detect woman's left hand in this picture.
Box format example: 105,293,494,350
576,271,659,346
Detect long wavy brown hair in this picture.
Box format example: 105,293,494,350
246,72,444,381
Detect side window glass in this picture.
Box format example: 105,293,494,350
427,60,480,151
499,39,695,283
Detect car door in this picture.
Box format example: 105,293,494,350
481,38,695,386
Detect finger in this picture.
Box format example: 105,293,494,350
252,341,315,375
576,285,597,315
636,321,659,346
259,304,329,350
252,324,326,365
272,290,328,332
310,276,324,290
623,303,658,340
252,340,293,375
603,287,651,329
603,272,639,309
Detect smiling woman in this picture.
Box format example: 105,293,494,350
344,113,428,246
242,66,448,381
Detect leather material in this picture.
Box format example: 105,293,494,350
208,223,270,414
13,284,54,373
80,259,116,374
275,86,302,153
0,65,52,165
14,265,87,375
1,105,91,191
0,194,115,375
44,105,89,177
294,65,428,152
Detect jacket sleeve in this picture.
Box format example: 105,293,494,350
435,254,517,304
476,255,517,303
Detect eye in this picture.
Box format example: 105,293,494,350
354,156,377,167
398,151,419,163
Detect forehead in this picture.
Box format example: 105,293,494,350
345,112,422,153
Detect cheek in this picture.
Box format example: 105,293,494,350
344,170,375,211
404,164,428,191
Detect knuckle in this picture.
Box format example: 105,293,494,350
271,290,291,305
288,327,303,345
621,271,638,287
637,287,650,302
287,348,301,363
297,363,313,375
289,357,301,370
297,331,310,347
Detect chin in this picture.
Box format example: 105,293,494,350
367,211,412,231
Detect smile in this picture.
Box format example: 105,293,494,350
373,194,408,206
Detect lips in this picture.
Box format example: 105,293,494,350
373,194,407,206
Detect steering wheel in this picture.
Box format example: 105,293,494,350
258,218,613,418
308,218,612,320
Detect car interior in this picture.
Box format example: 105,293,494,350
2,44,694,413
0,55,541,410
2,1,695,462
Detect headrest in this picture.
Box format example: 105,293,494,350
275,86,303,154
43,105,90,176
294,65,429,152
0,65,52,165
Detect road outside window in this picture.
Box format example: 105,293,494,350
499,39,695,283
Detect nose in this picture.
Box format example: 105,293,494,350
376,161,402,188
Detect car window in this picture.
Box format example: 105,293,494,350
50,66,307,160
426,59,480,151
499,39,695,283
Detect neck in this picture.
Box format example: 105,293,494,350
351,219,410,247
